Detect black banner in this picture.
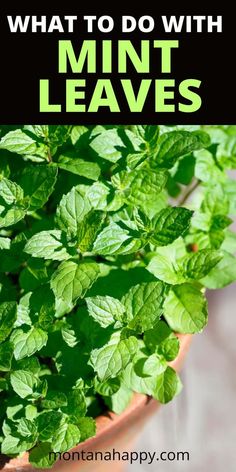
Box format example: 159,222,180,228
0,6,234,124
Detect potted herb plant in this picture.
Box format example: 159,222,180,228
0,124,236,470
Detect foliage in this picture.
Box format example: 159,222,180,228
0,123,236,468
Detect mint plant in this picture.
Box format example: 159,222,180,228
0,124,236,468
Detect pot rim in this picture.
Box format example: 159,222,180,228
1,334,192,470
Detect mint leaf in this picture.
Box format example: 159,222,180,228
58,155,100,181
1,435,21,455
122,349,158,395
90,333,138,381
75,417,96,442
152,366,179,403
51,260,99,311
90,128,141,162
19,164,57,210
0,178,27,228
122,282,165,333
41,391,68,410
201,251,236,288
105,385,133,414
17,418,37,438
77,211,105,252
144,321,180,361
86,296,126,328
147,248,186,285
163,283,208,333
0,129,47,161
150,207,193,246
52,423,81,452
135,353,166,377
62,389,87,418
37,411,63,441
29,443,56,468
182,249,222,279
0,341,14,371
117,169,168,210
11,327,48,360
93,222,142,255
151,130,210,169
10,370,37,398
61,323,78,348
0,177,24,204
0,236,11,249
0,302,17,342
25,230,72,261
56,186,91,237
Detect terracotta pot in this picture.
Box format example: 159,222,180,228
0,334,192,472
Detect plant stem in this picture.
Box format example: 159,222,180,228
47,149,52,163
179,179,200,206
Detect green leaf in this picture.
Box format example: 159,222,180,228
58,155,100,181
29,442,56,469
86,181,110,210
17,418,37,437
147,250,186,285
114,169,168,211
182,249,222,279
61,323,78,347
0,178,27,229
0,301,17,343
93,222,142,256
41,391,68,410
144,321,180,361
71,125,88,145
201,251,236,288
195,150,225,183
25,230,72,261
86,296,126,328
0,204,27,229
174,154,196,185
77,210,105,252
52,423,81,452
1,435,21,455
0,378,8,392
56,186,91,237
74,417,96,442
0,129,47,160
0,341,14,371
10,370,37,398
152,366,179,403
29,285,55,331
37,411,63,441
0,177,24,204
94,377,120,396
90,333,138,381
201,185,229,216
150,207,193,246
15,356,41,375
19,164,58,210
122,349,157,395
163,283,208,333
135,353,166,377
0,236,11,249
51,260,99,311
105,384,133,414
122,282,165,333
90,129,141,162
11,327,48,360
151,130,210,169
62,389,87,418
